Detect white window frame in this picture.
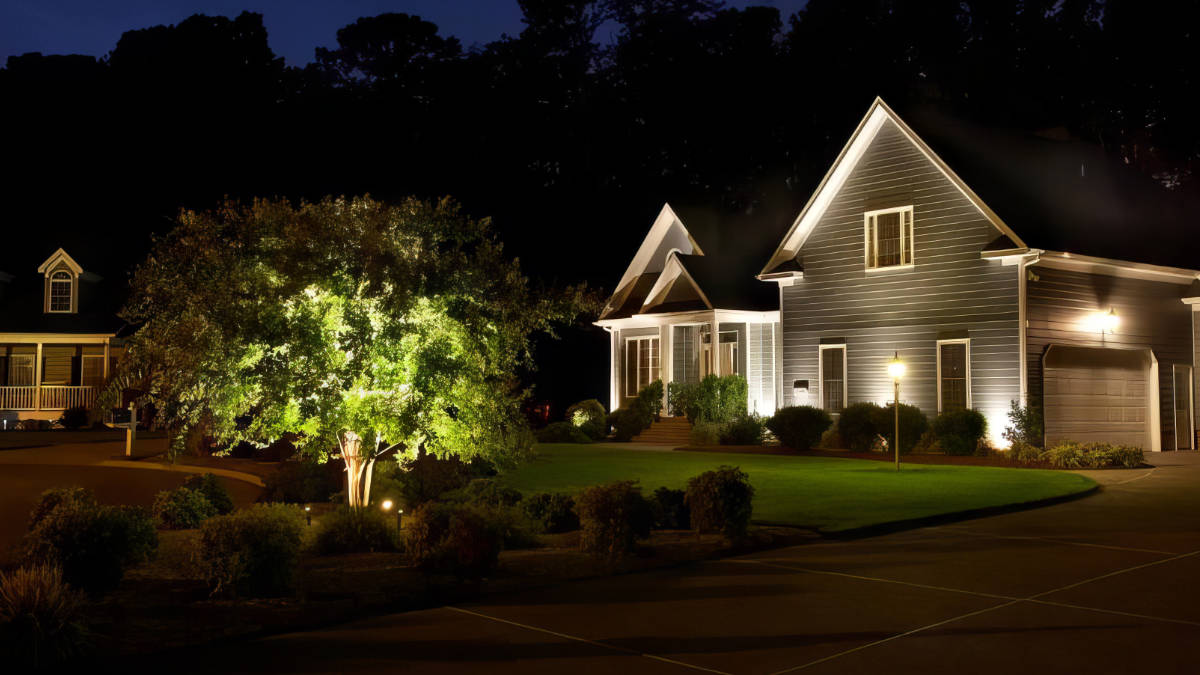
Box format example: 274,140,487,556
936,338,972,413
818,343,848,412
624,335,660,398
48,271,74,313
863,205,915,272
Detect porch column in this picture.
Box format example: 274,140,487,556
711,311,721,376
659,323,670,413
103,339,110,379
34,342,43,411
609,330,618,413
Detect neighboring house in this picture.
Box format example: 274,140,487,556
0,248,126,424
594,204,782,416
600,98,1200,452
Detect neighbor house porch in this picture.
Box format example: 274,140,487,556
0,335,117,421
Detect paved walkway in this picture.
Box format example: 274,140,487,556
159,452,1200,674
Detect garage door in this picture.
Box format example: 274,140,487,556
1043,345,1153,449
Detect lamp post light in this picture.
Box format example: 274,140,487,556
304,505,312,527
381,499,401,531
887,351,906,471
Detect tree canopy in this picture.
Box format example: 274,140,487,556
106,196,592,505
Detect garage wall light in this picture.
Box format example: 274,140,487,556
1084,309,1119,334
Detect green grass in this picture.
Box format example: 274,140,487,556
501,444,1097,533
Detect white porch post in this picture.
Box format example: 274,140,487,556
34,342,43,411
102,338,110,379
711,311,721,376
609,329,618,413
660,323,670,413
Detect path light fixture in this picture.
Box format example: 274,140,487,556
304,505,312,527
381,499,401,530
888,351,906,471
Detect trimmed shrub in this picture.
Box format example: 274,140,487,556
565,399,608,440
911,430,942,454
312,507,399,555
672,375,749,424
932,409,988,456
0,564,88,670
817,426,843,449
1043,441,1144,469
608,407,646,442
405,503,504,578
873,403,929,455
636,379,664,419
767,406,832,451
58,406,89,431
536,421,593,444
689,421,721,446
1003,398,1044,448
153,487,217,530
442,479,523,508
25,502,157,595
649,487,689,530
29,487,95,529
720,415,766,445
667,380,695,418
182,473,235,515
195,504,305,597
1009,441,1045,463
838,402,883,452
261,460,342,504
520,493,579,534
684,466,755,540
576,481,652,559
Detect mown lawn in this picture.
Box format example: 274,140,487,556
501,444,1097,533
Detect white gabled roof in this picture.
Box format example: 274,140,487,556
640,251,712,312
761,97,1028,275
601,203,704,317
37,248,83,275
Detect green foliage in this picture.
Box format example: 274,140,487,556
1008,441,1045,463
1043,442,1144,469
182,473,235,515
671,375,748,424
636,379,664,418
817,426,843,450
0,564,89,670
649,487,689,530
25,501,157,595
720,414,766,445
685,466,755,540
873,403,929,456
536,421,593,444
29,487,94,529
394,453,474,506
106,196,593,473
195,504,306,597
837,402,884,452
520,493,579,534
312,507,399,555
688,420,722,446
911,430,943,454
1003,399,1044,448
766,406,832,451
607,407,645,442
405,503,504,578
441,479,524,508
261,460,342,504
565,399,608,440
932,409,988,456
576,481,652,559
58,406,89,431
153,487,217,530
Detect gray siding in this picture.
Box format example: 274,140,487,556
780,119,1021,437
1026,265,1193,450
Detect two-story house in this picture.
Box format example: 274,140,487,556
599,98,1199,452
0,248,127,424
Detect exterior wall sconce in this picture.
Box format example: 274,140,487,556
1084,308,1120,334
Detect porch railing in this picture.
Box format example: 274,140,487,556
0,386,96,411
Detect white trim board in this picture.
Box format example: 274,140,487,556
603,203,703,318
761,97,1027,276
37,248,83,275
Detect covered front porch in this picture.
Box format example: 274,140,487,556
0,335,116,421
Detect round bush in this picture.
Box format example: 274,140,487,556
196,504,305,597
25,502,157,595
405,503,504,578
312,507,399,555
153,487,217,529
872,403,929,455
837,402,884,452
58,406,89,431
536,421,593,444
29,487,95,529
565,399,608,440
520,493,579,533
932,408,988,456
720,415,766,445
766,406,832,451
684,466,755,540
688,421,721,446
182,473,235,514
575,481,652,559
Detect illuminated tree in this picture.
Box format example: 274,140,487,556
108,196,591,507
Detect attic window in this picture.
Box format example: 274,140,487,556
49,271,73,313
864,206,914,271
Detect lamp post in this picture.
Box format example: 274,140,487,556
304,505,312,527
887,351,906,471
381,499,401,531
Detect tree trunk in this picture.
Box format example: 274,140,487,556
339,430,376,509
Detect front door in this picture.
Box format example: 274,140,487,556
1174,365,1194,450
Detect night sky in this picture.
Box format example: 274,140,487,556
3,0,809,65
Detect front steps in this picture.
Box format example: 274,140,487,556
631,416,693,446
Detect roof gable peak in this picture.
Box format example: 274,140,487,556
37,248,83,276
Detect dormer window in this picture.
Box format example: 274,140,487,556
864,206,914,271
49,272,73,312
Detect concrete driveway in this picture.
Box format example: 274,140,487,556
160,453,1200,674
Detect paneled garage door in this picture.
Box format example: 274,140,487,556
1043,345,1153,449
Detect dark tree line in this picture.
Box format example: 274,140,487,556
2,0,1195,408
